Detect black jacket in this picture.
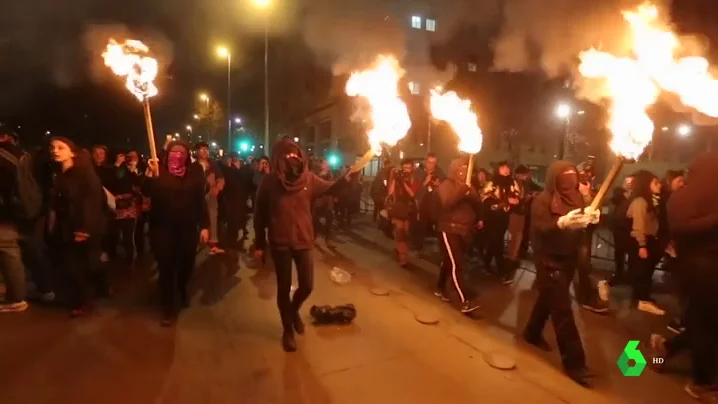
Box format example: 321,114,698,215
142,142,210,231
437,158,483,236
51,165,107,242
254,138,341,250
667,152,718,261
0,142,24,223
530,161,585,260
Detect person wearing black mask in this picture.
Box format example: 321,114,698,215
522,161,599,387
481,161,520,284
144,141,210,326
666,153,718,400
254,137,353,352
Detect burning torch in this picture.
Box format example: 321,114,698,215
346,55,412,173
429,88,483,185
102,39,160,160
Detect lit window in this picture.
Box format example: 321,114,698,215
468,62,477,72
425,19,436,32
409,81,420,95
411,16,422,29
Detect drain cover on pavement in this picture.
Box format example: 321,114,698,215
414,312,440,325
370,288,389,296
484,353,516,370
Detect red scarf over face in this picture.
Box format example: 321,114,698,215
168,147,188,177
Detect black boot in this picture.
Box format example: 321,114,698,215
282,331,297,352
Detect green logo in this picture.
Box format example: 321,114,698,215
617,340,647,376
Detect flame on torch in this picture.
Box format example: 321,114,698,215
102,39,159,102
430,88,483,185
102,38,160,159
429,89,483,154
346,55,411,154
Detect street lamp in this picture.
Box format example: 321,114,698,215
199,93,210,107
193,114,200,120
677,124,692,137
186,125,192,131
555,103,572,159
234,117,242,124
217,46,232,151
555,103,571,119
254,0,271,151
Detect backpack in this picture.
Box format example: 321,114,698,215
0,148,43,220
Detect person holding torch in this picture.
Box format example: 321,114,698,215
143,141,210,326
522,160,600,387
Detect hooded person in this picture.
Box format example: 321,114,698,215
481,161,518,284
47,137,108,317
522,160,599,387
143,141,210,326
435,156,483,314
254,137,352,352
665,152,718,400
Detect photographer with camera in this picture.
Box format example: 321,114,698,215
386,158,419,267
413,153,445,251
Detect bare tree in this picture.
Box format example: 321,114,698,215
194,99,224,144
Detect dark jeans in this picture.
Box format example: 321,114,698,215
525,258,586,371
611,228,631,281
135,213,149,254
54,238,103,309
574,230,596,304
682,260,718,386
0,223,25,303
108,218,136,263
438,232,472,303
485,213,509,275
152,225,198,316
271,248,313,333
628,236,661,302
19,218,53,295
313,207,333,241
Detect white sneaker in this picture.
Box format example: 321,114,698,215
638,300,665,316
597,280,610,302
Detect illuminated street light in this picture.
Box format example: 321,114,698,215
174,133,180,138
216,46,229,58
555,103,571,119
661,126,669,132
211,142,218,148
193,114,200,120
186,125,192,131
677,124,692,137
216,46,233,152
254,0,271,7
253,0,272,151
234,117,242,124
577,110,585,115
199,93,209,102
293,137,299,142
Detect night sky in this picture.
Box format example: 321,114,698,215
1,0,717,150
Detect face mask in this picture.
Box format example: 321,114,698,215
168,151,187,176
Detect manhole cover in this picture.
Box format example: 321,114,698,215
484,353,516,370
414,313,440,325
370,288,389,296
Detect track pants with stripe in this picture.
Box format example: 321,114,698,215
438,232,471,303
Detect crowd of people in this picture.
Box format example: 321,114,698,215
1,125,717,398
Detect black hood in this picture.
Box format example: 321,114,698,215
667,152,718,234
543,160,583,215
271,137,308,191
447,156,469,182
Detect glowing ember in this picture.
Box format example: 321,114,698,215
429,89,482,154
102,39,158,102
345,55,411,154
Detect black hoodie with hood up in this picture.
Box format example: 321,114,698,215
667,152,718,260
436,157,483,236
142,140,209,231
254,138,338,250
530,160,585,259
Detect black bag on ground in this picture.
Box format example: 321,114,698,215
310,304,357,325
